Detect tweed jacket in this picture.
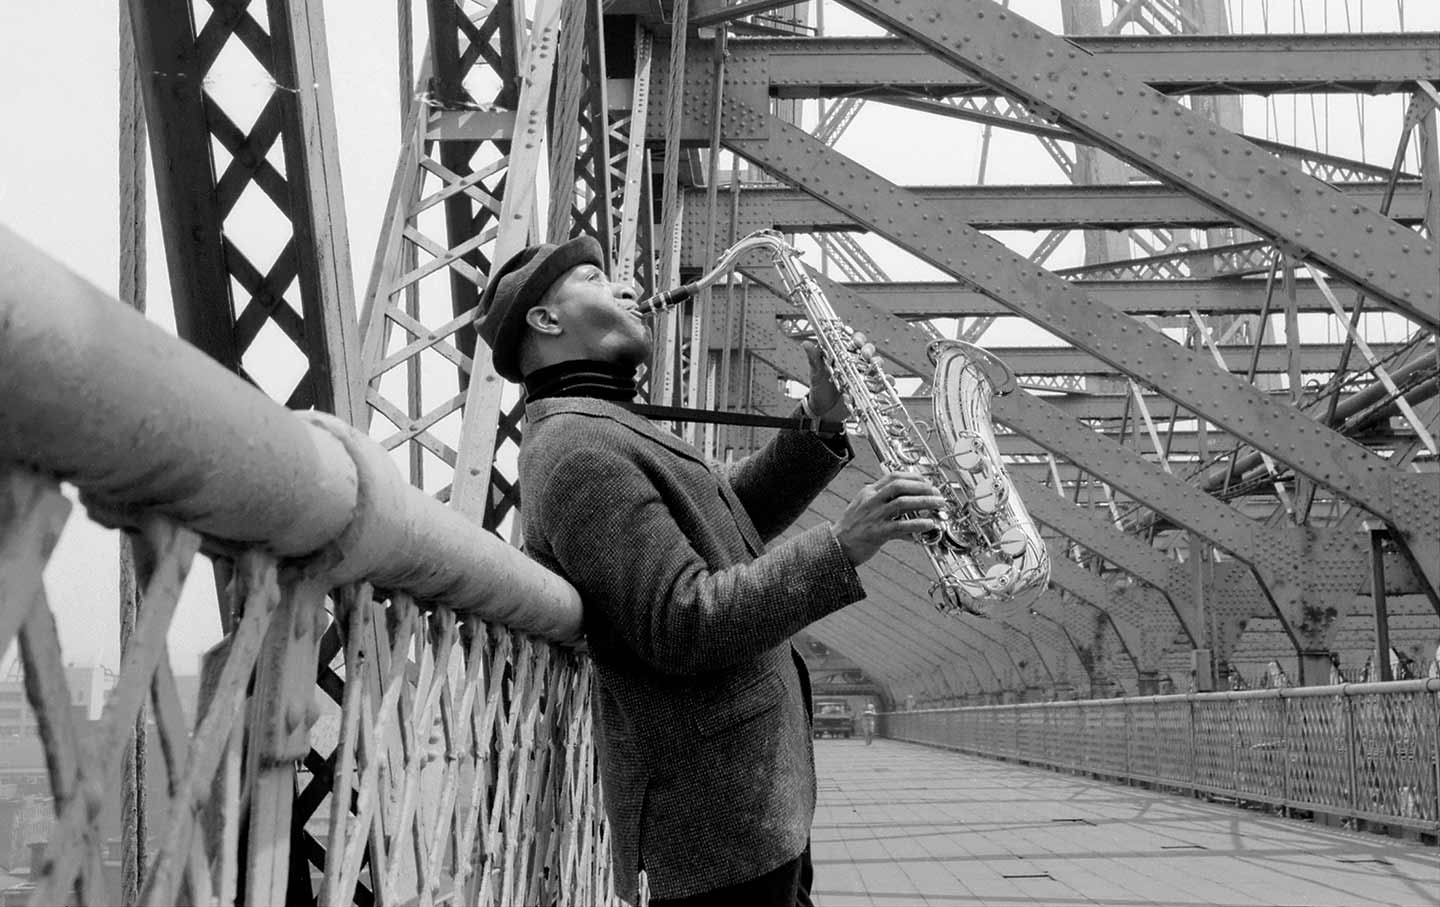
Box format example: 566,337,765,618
518,396,867,903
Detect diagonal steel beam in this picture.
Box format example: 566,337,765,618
833,0,1437,328
1045,549,1142,671
753,33,1440,98
1015,472,1193,637
683,183,1433,237
714,279,1347,319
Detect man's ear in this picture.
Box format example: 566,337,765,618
525,305,562,336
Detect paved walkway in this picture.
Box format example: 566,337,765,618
810,739,1439,907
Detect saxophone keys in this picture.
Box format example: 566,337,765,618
952,434,984,471
998,526,1029,558
985,562,1016,584
970,486,1000,515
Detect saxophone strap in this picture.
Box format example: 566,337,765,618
623,402,845,436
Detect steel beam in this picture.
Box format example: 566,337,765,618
832,0,1438,328
681,183,1432,241
995,390,1380,661
129,0,364,419
992,428,1419,458
1045,554,1144,672
713,279,1349,319
749,33,1440,97
952,343,1409,378
1016,472,1195,639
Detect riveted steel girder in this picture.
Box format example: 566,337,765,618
952,343,1410,378
995,390,1384,657
832,0,1438,328
752,33,1440,98
721,111,1439,555
714,279,1346,319
992,428,1419,458
1045,554,1143,673
1016,472,1194,637
681,183,1431,242
994,390,1292,423
129,0,363,419
1027,590,1094,696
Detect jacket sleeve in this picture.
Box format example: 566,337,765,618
535,446,866,675
723,411,853,543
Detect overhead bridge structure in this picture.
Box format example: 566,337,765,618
0,0,1437,904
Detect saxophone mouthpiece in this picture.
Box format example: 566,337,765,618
636,282,700,316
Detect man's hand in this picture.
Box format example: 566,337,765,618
803,341,850,422
830,472,946,567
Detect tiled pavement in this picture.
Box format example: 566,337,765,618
809,739,1440,907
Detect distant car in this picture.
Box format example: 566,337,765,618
812,698,854,739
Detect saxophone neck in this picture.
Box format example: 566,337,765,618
636,230,793,316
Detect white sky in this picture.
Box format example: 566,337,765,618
1,0,1435,674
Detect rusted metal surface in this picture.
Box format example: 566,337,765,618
883,680,1440,833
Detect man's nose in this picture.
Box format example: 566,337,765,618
613,281,638,301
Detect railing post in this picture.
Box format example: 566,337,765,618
1433,687,1440,830
1188,695,1197,790
1124,699,1132,779
1433,687,1440,829
1227,694,1237,791
1282,691,1292,817
1345,689,1358,818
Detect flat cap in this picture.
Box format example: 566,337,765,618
476,235,605,382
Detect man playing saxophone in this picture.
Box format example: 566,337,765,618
477,234,944,907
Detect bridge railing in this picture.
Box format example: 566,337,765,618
0,226,615,906
882,681,1440,834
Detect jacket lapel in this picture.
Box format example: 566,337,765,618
526,397,766,555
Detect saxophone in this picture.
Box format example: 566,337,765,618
637,230,1050,616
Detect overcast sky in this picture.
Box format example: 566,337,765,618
1,0,1433,675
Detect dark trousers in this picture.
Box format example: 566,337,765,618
650,842,814,907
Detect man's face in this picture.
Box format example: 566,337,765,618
546,262,651,368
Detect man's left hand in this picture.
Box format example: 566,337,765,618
803,341,850,422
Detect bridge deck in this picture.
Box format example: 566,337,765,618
810,739,1439,907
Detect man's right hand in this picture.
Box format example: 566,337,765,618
830,472,946,567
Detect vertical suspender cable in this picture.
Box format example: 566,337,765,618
653,1,690,410
693,27,728,457
118,4,149,903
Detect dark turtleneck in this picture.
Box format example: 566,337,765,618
524,359,639,403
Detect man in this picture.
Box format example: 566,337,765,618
477,235,943,906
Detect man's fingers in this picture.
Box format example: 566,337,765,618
877,495,947,519
872,474,941,500
891,517,939,536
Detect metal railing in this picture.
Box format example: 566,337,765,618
0,225,616,905
882,681,1440,834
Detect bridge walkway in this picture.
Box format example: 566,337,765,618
809,739,1439,907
